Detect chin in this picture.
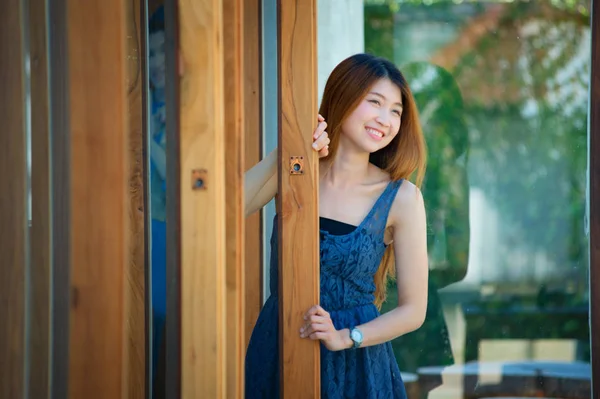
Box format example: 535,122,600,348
361,140,389,154
359,145,383,155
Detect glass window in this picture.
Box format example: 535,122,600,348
316,0,593,396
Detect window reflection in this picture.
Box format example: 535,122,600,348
364,0,591,397
148,4,167,392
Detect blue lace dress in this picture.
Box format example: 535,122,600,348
245,179,407,398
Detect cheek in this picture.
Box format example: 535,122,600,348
389,120,401,139
350,102,374,121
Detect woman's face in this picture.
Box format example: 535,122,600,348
340,78,403,154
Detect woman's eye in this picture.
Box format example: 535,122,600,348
369,99,380,105
393,110,402,116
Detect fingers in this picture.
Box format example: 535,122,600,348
300,321,331,338
312,115,330,158
308,332,328,341
318,145,329,158
312,133,330,152
304,315,328,325
313,120,327,140
304,305,329,319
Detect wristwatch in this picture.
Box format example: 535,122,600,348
349,327,363,349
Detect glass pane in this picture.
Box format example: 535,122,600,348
363,0,592,397
317,0,592,396
147,3,167,395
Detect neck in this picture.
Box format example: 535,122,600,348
323,148,371,188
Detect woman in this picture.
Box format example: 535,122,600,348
245,53,429,398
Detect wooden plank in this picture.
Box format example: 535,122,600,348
243,0,264,347
0,0,26,397
125,0,146,397
277,1,320,397
223,0,245,397
29,0,51,396
178,0,227,397
589,1,600,395
66,0,129,397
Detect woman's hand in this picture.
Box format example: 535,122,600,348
300,305,352,351
312,115,330,158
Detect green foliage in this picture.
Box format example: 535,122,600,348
364,0,590,17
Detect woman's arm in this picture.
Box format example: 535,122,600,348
350,183,429,347
244,116,329,217
301,182,428,350
244,148,278,217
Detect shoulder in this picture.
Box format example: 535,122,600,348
388,180,426,229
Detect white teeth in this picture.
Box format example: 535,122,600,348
367,128,383,138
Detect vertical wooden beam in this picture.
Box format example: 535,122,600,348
224,0,245,397
125,0,147,397
0,0,27,397
277,1,320,397
29,0,52,396
243,0,264,347
589,0,600,395
66,0,129,397
178,0,226,397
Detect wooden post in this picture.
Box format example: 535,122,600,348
125,0,147,396
0,0,27,397
277,1,321,397
66,0,129,397
224,0,246,397
177,0,227,397
244,0,264,349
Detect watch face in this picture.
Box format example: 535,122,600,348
351,329,362,343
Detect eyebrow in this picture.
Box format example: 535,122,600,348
369,92,403,109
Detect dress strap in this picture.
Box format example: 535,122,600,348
366,179,404,235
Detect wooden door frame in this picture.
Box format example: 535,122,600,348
244,0,265,350
277,1,321,397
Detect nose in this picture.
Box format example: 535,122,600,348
375,111,391,127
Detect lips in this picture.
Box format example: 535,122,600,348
366,127,385,141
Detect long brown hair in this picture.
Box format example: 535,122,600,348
318,54,427,308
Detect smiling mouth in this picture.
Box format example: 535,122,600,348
366,127,385,139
